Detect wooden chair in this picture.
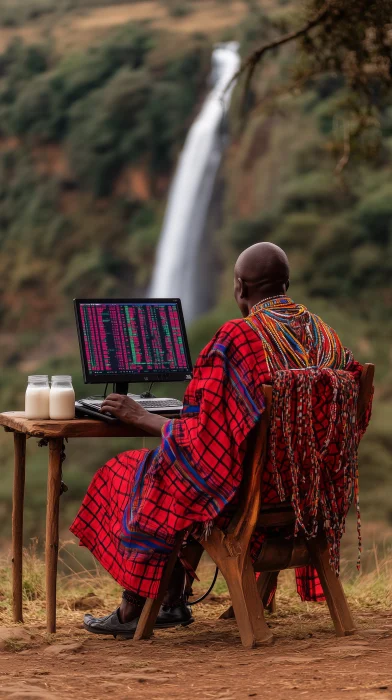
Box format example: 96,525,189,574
134,363,374,648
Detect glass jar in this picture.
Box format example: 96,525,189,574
49,375,75,420
25,375,50,419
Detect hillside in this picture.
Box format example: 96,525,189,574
0,0,391,553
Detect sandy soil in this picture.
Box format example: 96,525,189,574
1,597,392,700
0,0,257,53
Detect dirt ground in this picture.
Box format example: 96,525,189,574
1,595,392,700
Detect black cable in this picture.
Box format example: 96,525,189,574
140,382,155,399
104,382,108,399
188,566,219,606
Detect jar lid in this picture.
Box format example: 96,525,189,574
28,375,49,381
51,375,72,381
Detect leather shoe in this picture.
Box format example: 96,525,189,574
84,609,138,639
155,598,194,629
83,599,194,639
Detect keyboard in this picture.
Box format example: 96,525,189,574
137,398,182,410
75,400,118,423
76,396,183,422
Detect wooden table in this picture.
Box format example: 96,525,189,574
0,411,150,633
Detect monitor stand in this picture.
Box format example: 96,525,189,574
114,382,128,395
114,382,156,399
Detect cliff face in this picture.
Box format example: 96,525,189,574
0,25,212,367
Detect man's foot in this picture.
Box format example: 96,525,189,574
155,596,194,628
84,559,194,638
83,608,139,639
83,595,194,638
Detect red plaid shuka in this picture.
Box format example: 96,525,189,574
70,297,371,601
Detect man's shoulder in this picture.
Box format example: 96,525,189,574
216,317,251,340
212,317,258,355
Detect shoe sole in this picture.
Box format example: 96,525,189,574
83,616,194,639
154,617,194,629
83,621,136,639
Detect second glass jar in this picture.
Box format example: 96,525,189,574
49,375,75,420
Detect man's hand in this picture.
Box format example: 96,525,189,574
101,394,148,427
100,393,170,437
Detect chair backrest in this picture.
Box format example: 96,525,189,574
227,364,374,547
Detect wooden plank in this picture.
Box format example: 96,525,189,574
0,412,150,439
134,531,186,641
203,528,273,648
45,438,63,633
227,385,273,546
12,433,26,623
306,534,356,637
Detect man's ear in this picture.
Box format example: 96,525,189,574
238,277,246,299
285,279,290,292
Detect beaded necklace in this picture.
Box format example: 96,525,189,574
246,296,348,372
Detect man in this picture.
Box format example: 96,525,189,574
71,242,371,637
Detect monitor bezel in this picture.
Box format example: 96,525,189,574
74,298,193,384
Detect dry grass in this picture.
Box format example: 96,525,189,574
1,542,392,700
0,539,391,630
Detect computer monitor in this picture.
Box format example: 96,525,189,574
74,298,193,393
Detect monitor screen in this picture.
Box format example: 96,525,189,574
74,299,193,383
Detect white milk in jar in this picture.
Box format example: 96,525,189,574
25,375,50,419
49,376,75,420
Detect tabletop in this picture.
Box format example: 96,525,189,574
0,412,150,438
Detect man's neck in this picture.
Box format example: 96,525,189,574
247,287,287,312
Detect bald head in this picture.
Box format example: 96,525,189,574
234,242,290,316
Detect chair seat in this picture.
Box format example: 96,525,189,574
257,502,296,528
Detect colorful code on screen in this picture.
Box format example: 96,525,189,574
80,302,188,375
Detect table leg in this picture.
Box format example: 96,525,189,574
12,433,26,623
45,438,62,633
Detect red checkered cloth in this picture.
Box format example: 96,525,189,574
70,301,371,601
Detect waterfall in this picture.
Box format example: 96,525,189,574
149,42,240,323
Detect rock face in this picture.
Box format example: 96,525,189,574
0,626,31,651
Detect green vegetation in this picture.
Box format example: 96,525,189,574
0,0,391,552
0,24,210,336
0,15,211,543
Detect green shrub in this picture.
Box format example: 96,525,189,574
0,38,50,89
66,68,152,195
230,213,278,251
355,185,392,246
273,212,323,249
12,75,65,140
279,172,343,213
169,3,194,18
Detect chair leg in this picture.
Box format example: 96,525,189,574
181,539,204,598
266,594,277,614
219,604,235,620
257,571,278,613
134,531,185,641
220,570,278,619
306,535,356,637
204,529,273,648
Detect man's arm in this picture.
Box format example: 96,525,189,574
100,394,169,437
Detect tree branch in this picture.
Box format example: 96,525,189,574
226,0,338,95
